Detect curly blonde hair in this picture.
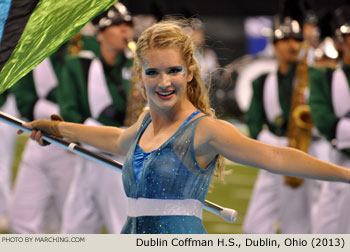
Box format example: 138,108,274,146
134,19,225,180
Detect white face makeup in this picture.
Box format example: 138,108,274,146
142,60,149,69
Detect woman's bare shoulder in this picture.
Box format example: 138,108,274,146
135,107,150,127
117,108,150,153
196,116,242,141
124,108,150,135
195,116,220,139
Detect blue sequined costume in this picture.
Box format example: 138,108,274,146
121,110,218,234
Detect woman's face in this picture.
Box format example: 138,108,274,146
140,48,193,111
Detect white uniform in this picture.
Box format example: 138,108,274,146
0,94,19,230
312,67,350,233
9,142,76,233
243,71,331,234
244,135,330,233
8,58,76,233
313,149,350,233
61,56,128,234
62,155,127,233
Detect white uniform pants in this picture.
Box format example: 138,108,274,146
0,95,19,221
243,138,331,233
9,140,76,233
313,148,350,233
61,155,128,234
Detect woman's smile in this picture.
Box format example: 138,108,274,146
141,48,193,109
155,90,176,100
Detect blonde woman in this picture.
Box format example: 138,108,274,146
21,20,350,234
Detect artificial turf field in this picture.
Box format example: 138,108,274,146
8,133,258,234
203,161,258,233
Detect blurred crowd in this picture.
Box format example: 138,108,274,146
0,0,349,233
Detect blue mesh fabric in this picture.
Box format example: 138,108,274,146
121,110,218,234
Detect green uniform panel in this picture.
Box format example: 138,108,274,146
246,64,296,139
309,65,350,156
11,49,66,121
0,90,8,107
58,53,133,127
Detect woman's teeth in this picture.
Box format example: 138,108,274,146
157,91,175,96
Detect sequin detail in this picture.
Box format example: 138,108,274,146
122,110,218,234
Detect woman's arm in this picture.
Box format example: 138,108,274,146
24,109,149,156
58,122,124,155
201,117,350,183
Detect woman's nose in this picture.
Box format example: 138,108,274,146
158,72,171,88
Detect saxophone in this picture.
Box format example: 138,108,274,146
284,41,313,188
67,33,82,55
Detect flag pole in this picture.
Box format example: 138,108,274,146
0,110,238,223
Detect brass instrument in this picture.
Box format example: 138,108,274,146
67,33,82,55
284,41,313,188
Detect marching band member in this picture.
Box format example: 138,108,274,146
243,4,330,233
59,3,139,234
309,5,350,233
9,46,76,234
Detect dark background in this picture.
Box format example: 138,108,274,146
123,0,278,17
121,0,347,67
122,0,346,17
122,0,282,67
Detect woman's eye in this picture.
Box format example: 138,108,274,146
167,67,183,75
145,69,159,76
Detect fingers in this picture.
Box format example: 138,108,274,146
30,130,45,145
19,119,57,145
17,122,34,135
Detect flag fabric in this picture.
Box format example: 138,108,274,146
0,0,117,93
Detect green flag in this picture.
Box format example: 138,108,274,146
0,0,117,93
